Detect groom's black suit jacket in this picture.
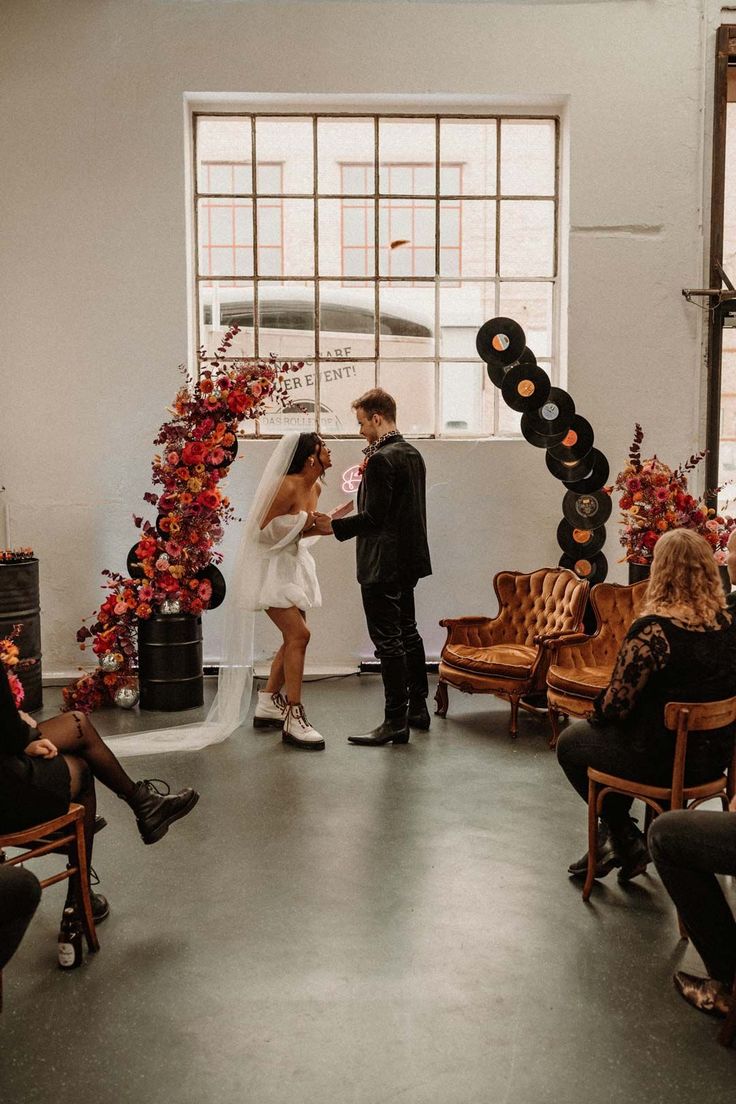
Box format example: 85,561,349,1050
332,435,432,587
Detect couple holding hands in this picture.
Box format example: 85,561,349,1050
252,388,432,751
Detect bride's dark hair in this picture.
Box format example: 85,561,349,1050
286,432,324,477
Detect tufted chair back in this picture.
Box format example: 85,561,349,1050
559,580,649,670
492,568,588,647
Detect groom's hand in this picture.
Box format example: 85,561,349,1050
312,512,334,535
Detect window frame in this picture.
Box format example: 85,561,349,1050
191,110,561,440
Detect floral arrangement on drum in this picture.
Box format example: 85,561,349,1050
615,424,736,565
63,327,301,713
0,624,24,708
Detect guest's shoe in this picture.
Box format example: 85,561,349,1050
348,717,410,746
567,821,622,879
282,703,325,751
254,690,287,729
407,700,431,731
673,971,732,1018
65,890,110,925
127,779,200,845
609,816,650,882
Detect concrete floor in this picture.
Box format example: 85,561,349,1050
1,676,734,1103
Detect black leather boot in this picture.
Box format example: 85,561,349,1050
348,655,410,745
127,779,200,845
568,821,622,879
405,643,430,730
609,816,650,882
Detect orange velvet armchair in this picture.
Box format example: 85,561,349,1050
545,579,649,747
435,567,590,737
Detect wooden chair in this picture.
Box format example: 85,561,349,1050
546,580,649,748
582,698,736,903
0,804,100,1010
435,568,589,737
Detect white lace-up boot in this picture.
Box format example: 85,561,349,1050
282,702,325,751
254,690,288,729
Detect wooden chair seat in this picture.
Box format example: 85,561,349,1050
0,804,100,1011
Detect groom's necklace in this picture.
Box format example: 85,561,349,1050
362,430,401,463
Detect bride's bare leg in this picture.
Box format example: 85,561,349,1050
265,607,310,704
264,643,286,694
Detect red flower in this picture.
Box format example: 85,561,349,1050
182,441,208,466
136,537,157,559
197,490,221,511
643,531,659,550
227,391,253,415
158,574,180,593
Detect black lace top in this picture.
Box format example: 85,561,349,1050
593,613,736,775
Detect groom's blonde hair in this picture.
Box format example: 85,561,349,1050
352,388,397,422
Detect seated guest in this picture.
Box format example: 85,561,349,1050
557,529,736,881
0,865,41,974
649,805,736,1017
0,663,200,922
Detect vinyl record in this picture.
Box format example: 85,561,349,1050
559,551,608,585
476,317,526,368
501,362,551,413
561,450,610,493
546,450,595,483
556,519,607,557
562,489,612,530
197,563,226,610
522,388,575,437
521,411,570,448
486,345,536,388
547,416,594,464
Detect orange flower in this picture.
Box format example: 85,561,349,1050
179,492,193,506
656,519,669,531
199,379,214,394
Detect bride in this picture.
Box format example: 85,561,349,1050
106,431,350,758
252,432,351,750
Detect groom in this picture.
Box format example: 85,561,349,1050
313,388,432,746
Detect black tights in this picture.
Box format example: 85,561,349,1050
34,711,136,863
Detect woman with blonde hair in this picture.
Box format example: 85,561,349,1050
557,528,736,882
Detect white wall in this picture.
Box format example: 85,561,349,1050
0,0,720,675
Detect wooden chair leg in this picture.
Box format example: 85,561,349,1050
434,680,448,718
547,707,561,749
508,694,520,738
719,978,736,1047
582,778,599,902
72,816,99,954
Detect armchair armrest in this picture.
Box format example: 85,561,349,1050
438,616,504,650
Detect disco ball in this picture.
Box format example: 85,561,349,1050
114,685,140,710
99,652,123,673
159,598,182,615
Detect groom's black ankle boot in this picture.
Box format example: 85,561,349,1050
349,656,410,745
408,698,431,730
348,715,410,746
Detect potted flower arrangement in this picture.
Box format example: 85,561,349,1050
64,327,301,712
614,424,735,579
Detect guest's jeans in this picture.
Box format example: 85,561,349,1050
0,864,41,972
649,810,736,987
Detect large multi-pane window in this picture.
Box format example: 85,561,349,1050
193,113,559,438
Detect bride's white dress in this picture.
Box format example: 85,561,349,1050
256,511,321,612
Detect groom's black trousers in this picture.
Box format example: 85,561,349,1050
361,582,428,717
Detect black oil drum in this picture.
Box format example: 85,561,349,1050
0,558,42,712
137,614,204,711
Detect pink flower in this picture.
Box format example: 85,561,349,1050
198,580,212,602
155,556,169,572
138,584,154,601
165,540,183,558
208,447,225,466
114,601,128,616
167,451,179,466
